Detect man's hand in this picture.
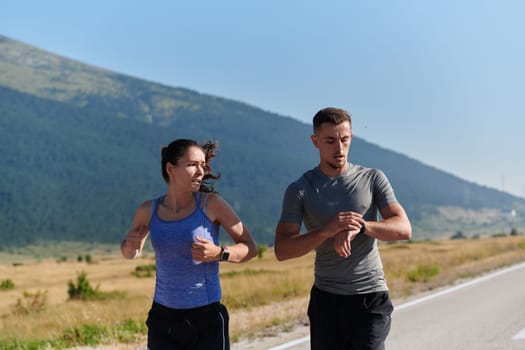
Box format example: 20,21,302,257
334,230,359,258
328,211,363,258
325,211,363,238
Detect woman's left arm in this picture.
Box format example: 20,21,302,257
206,193,258,263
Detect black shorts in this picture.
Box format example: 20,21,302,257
146,301,230,350
307,286,393,350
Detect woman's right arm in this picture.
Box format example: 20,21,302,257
121,200,151,259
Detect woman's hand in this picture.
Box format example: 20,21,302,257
191,236,221,262
122,224,149,258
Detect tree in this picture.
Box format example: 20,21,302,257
450,230,466,240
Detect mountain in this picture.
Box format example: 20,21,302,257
1,34,524,249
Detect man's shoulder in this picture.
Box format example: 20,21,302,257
284,168,317,192
287,167,315,182
348,164,386,178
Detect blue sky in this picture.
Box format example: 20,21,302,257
2,0,524,198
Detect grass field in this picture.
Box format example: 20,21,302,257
1,235,525,349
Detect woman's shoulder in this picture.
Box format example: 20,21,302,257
200,192,234,213
136,196,163,216
134,200,151,216
140,194,167,207
130,199,155,227
199,192,239,225
201,192,223,206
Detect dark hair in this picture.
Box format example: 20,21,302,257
161,139,220,192
313,107,352,133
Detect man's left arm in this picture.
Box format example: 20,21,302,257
361,203,412,242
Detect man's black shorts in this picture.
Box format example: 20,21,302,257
308,285,393,350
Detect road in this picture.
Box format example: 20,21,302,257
267,262,525,350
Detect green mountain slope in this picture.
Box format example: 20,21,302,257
1,34,524,248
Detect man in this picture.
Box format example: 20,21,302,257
274,107,412,350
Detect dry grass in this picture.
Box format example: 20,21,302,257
1,235,525,346
381,236,525,299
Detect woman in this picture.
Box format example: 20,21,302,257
121,138,258,350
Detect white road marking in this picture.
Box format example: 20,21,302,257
513,327,525,340
268,262,525,350
267,336,310,350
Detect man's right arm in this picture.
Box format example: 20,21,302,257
274,211,363,261
274,222,330,261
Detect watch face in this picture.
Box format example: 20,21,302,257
221,248,230,261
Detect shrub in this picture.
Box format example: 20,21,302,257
68,271,101,300
1,278,15,290
62,324,110,346
68,271,126,301
258,244,268,259
406,263,440,282
132,264,156,278
450,231,466,240
492,233,507,238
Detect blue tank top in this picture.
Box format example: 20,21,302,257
149,192,221,309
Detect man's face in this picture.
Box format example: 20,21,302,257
311,121,352,175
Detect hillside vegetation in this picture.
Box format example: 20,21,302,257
1,34,525,248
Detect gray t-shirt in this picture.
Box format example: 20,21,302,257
279,164,398,295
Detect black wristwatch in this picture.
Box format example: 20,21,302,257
359,222,366,235
220,246,230,261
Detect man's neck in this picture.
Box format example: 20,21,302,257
318,162,349,178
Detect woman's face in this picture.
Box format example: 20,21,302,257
166,145,206,192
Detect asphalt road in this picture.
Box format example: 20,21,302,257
267,262,525,350
387,262,525,350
